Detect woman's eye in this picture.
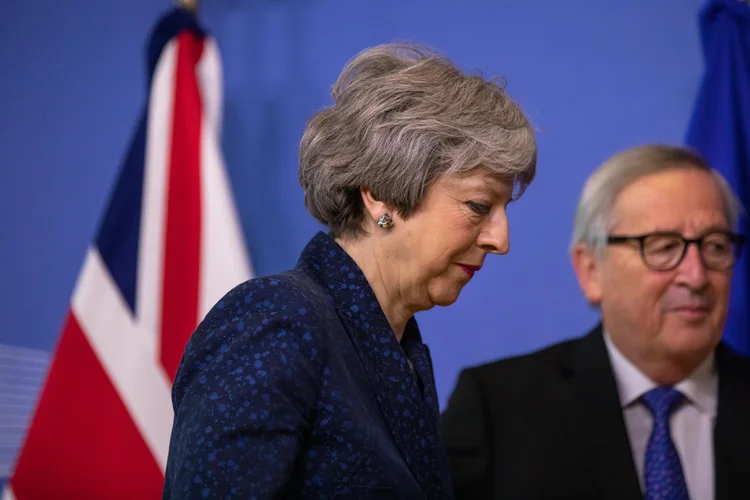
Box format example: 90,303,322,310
466,201,490,215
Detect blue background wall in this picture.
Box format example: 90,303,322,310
1,0,706,480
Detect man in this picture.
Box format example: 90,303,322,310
440,144,750,500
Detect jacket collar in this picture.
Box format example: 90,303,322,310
560,324,750,500
295,231,452,497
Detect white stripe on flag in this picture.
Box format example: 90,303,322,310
1,485,16,500
137,39,178,359
72,248,173,472
197,38,254,320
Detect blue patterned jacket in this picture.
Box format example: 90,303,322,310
163,231,453,499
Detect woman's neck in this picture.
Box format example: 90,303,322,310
335,235,412,341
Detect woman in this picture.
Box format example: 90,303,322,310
163,42,537,499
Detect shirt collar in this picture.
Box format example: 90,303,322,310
603,329,717,417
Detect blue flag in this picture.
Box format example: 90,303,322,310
686,0,750,356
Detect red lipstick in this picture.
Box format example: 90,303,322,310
458,264,481,278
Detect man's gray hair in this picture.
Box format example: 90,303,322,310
570,144,744,256
298,42,537,238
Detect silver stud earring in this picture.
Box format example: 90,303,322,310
377,214,393,230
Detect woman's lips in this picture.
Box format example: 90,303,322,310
458,264,481,278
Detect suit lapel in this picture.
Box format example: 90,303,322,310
714,343,750,500
557,326,643,500
294,232,449,497
412,342,440,418
340,314,447,496
404,336,454,488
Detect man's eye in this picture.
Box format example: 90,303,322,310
466,202,490,215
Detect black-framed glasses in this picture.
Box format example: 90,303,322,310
607,230,746,272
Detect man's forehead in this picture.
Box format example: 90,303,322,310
609,168,728,232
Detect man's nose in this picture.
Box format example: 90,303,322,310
676,243,709,289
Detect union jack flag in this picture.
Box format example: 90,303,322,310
3,7,253,498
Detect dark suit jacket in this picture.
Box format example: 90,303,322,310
440,325,750,500
163,231,452,499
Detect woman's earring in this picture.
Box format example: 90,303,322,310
377,214,393,230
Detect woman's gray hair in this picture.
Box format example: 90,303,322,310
298,42,537,238
570,144,744,257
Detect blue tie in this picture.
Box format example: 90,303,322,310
641,387,690,500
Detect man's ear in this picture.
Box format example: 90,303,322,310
571,243,603,305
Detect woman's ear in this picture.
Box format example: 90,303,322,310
360,186,392,225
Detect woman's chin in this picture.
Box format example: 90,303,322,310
429,288,463,308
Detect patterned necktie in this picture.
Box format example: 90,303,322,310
641,386,690,500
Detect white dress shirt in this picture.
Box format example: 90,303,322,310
603,331,717,500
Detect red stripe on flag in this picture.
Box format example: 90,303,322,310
10,312,164,499
160,32,204,382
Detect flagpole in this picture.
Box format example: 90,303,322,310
175,0,198,14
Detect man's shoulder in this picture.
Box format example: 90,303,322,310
441,332,597,429
458,333,594,394
717,341,750,378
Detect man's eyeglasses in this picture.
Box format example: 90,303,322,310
606,230,746,272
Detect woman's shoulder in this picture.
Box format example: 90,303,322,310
199,269,339,343
179,271,335,370
173,270,339,406
210,269,333,322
